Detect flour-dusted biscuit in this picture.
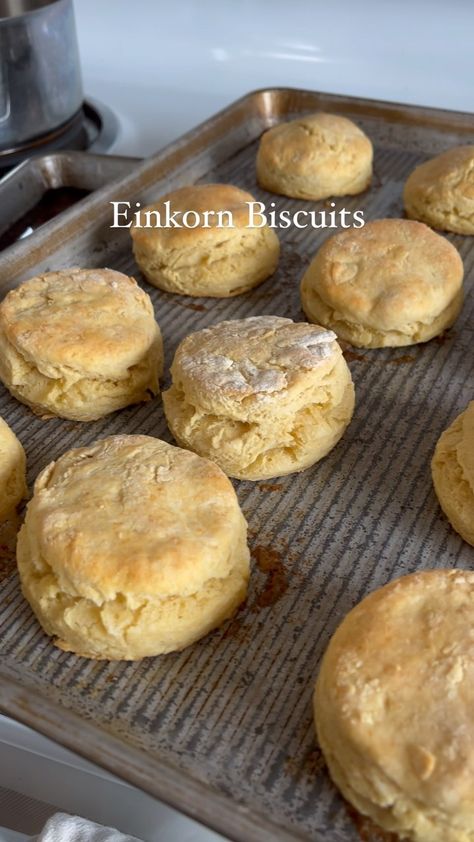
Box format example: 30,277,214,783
301,219,463,348
0,417,26,520
163,316,355,480
404,146,474,235
0,269,163,421
432,401,474,546
130,183,280,297
256,112,373,200
17,435,249,659
314,569,474,842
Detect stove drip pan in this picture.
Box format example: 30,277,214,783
0,99,120,173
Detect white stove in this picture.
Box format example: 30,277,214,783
0,714,224,841
1,0,473,839
75,0,474,159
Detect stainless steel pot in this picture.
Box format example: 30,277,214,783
0,0,83,153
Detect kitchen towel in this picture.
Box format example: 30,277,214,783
32,813,143,842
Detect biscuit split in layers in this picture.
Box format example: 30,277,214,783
0,269,163,421
17,435,250,660
301,219,463,347
314,569,474,842
256,112,373,200
131,183,280,297
404,145,474,235
0,417,27,520
432,401,474,546
163,315,355,480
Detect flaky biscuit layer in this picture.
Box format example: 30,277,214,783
315,570,474,842
163,316,355,480
131,183,280,297
404,146,474,235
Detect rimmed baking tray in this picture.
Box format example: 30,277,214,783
0,152,139,249
0,88,473,842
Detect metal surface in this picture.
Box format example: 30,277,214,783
86,98,122,155
0,151,140,241
0,0,58,17
0,0,82,150
0,88,473,842
0,99,122,172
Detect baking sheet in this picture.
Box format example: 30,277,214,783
0,152,139,244
0,88,473,842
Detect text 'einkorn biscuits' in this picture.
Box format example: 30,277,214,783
131,183,280,297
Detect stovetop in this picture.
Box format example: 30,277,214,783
0,98,119,174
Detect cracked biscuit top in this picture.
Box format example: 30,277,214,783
25,434,245,599
163,316,354,480
169,316,338,411
0,268,160,380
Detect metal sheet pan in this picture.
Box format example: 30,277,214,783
0,152,139,244
0,88,473,842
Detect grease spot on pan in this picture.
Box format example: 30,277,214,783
0,512,22,582
252,545,288,609
258,482,284,492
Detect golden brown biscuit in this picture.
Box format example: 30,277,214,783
314,569,474,842
404,146,474,235
256,112,373,200
130,183,280,297
163,316,355,480
432,401,474,546
301,219,463,347
0,269,163,421
0,417,27,520
17,435,249,660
